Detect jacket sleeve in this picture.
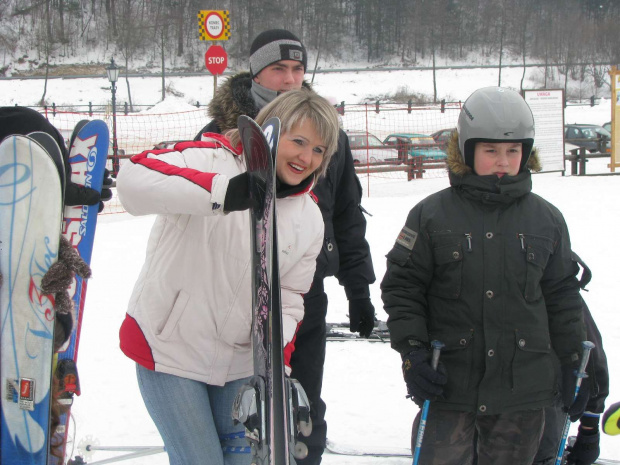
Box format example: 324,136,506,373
333,131,376,299
117,143,233,217
280,216,324,346
541,215,586,365
380,206,434,354
582,298,609,414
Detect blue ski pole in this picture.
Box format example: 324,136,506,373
554,340,595,465
412,340,445,465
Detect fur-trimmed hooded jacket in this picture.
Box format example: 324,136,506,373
381,133,585,415
117,135,323,385
195,72,375,301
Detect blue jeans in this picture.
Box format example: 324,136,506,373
136,364,251,465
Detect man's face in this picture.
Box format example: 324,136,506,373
253,60,305,93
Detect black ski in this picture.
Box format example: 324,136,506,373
232,115,310,464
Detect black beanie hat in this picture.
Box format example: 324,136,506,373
249,29,307,77
0,106,68,158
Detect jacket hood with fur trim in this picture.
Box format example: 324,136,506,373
207,71,312,132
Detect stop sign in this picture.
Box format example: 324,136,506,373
205,45,228,75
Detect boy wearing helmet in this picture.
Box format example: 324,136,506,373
381,87,587,464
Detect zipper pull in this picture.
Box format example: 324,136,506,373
464,233,472,252
518,234,525,251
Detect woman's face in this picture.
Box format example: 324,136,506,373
473,141,523,177
276,121,327,185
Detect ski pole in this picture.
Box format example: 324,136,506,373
412,340,444,465
554,340,595,465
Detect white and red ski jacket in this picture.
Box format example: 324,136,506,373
117,134,323,386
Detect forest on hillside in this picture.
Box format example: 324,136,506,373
1,0,618,86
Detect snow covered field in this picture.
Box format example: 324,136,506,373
1,68,618,463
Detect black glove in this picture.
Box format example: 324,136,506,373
566,425,600,465
64,169,113,213
65,182,101,207
348,298,375,338
402,347,447,407
224,172,266,213
561,362,591,422
101,168,113,202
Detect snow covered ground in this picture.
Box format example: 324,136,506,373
1,68,618,464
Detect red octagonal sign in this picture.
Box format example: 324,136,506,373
205,45,228,75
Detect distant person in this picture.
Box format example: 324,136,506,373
381,87,587,464
118,89,340,465
195,29,376,464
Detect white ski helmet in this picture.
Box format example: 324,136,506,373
457,87,535,171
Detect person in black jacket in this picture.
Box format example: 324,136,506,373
194,29,376,464
381,87,587,464
532,252,608,465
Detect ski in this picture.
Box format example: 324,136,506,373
325,439,411,457
232,115,310,464
1,134,64,464
326,437,620,464
326,320,391,342
51,120,109,464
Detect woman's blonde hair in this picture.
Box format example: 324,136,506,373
228,88,340,180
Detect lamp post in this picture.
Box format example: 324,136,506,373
106,57,120,176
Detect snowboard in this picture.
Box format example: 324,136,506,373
0,134,64,464
51,120,109,463
231,115,310,465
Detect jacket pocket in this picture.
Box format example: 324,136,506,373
520,234,554,302
156,290,190,341
428,242,463,299
430,329,474,390
511,329,554,392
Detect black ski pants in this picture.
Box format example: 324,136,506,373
289,282,328,465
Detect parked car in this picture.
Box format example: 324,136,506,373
383,133,447,161
564,124,611,153
430,128,455,151
345,131,399,164
603,121,611,133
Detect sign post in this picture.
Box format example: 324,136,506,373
609,66,620,172
205,45,228,94
197,10,231,98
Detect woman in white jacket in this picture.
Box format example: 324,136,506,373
116,89,339,465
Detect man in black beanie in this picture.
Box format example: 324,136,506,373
195,29,376,464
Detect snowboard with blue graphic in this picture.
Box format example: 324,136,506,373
1,134,64,465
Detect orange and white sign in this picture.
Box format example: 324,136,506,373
198,10,231,41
